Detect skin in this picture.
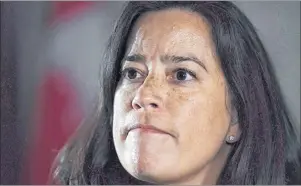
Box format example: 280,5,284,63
113,8,240,185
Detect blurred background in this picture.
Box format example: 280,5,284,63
1,1,300,185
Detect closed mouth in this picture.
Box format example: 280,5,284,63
127,124,172,137
130,126,167,134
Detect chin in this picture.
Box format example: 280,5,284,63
124,155,179,184
132,169,177,184
119,132,181,183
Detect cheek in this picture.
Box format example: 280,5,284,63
113,88,134,133
114,87,135,113
170,82,230,157
173,91,229,133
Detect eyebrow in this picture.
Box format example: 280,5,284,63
123,54,146,63
123,54,207,72
161,55,207,72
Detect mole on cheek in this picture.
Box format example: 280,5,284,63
171,88,188,101
178,93,187,101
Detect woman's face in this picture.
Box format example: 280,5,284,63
113,9,239,185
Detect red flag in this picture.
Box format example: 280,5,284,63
50,1,94,24
26,69,84,184
21,2,96,184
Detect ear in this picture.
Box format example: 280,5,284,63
226,123,241,144
225,90,241,144
226,109,241,144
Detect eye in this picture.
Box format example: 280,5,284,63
121,68,144,80
173,68,196,81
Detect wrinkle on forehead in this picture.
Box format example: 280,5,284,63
125,8,213,59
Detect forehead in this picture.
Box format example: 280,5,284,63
135,8,209,32
126,8,214,57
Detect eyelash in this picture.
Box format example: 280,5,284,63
120,67,144,79
120,67,197,82
172,68,197,79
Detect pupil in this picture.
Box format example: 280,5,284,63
128,69,137,79
177,71,186,80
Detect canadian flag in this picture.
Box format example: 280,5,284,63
21,1,104,184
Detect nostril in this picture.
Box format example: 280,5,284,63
133,103,142,110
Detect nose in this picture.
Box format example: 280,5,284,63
131,78,165,111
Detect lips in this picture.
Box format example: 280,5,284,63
125,124,175,138
129,124,169,134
